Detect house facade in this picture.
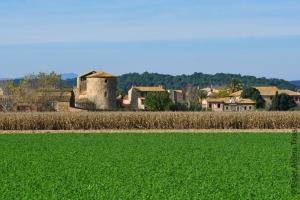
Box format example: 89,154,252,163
202,97,255,112
75,71,117,110
128,86,166,110
168,89,185,103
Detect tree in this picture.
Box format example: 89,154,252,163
182,84,204,111
198,90,208,100
270,92,296,111
241,87,265,109
213,90,230,98
228,78,243,93
144,92,173,111
1,72,62,112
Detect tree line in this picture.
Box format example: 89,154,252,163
0,72,67,112
45,72,298,93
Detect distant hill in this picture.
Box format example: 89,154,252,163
60,72,298,92
290,80,300,87
1,72,297,92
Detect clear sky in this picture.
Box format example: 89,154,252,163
1,0,300,80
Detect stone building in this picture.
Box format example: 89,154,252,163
168,89,185,103
231,86,300,108
36,90,73,112
75,71,117,110
128,86,166,110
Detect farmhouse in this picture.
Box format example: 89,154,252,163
202,97,255,112
231,86,300,107
168,89,185,103
128,86,166,110
75,71,117,110
0,88,3,96
36,90,74,112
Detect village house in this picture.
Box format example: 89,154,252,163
128,86,166,110
36,90,74,112
0,88,3,96
75,71,117,110
168,89,185,103
202,97,256,112
231,86,300,108
0,90,73,112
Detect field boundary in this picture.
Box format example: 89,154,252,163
0,129,295,134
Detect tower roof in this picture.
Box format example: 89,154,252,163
86,71,116,78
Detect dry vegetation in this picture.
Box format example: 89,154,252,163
0,112,300,130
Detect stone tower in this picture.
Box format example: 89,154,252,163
76,71,117,110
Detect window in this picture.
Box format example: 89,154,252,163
225,106,229,110
270,97,273,100
105,79,108,83
217,104,221,108
104,91,107,97
249,106,252,110
209,104,212,108
244,106,247,110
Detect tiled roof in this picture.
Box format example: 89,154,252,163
278,90,300,96
86,71,116,78
78,71,97,78
133,86,166,92
255,86,279,96
232,98,256,104
207,97,255,105
174,90,183,93
206,98,226,103
230,91,242,97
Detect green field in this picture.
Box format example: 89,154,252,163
0,133,299,199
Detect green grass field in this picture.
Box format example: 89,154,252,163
0,133,299,199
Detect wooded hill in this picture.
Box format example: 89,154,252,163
116,72,298,92
2,72,298,93
290,80,300,87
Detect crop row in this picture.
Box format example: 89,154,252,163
0,112,300,130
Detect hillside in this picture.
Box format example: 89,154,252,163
2,72,298,92
116,72,298,92
60,72,298,92
290,80,300,87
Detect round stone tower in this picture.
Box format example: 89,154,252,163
86,72,117,110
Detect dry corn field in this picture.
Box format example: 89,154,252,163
0,112,300,130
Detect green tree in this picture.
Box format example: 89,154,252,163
144,92,173,111
241,87,265,109
198,90,208,100
213,90,230,98
228,78,243,93
271,92,296,111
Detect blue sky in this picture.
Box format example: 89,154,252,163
1,0,300,80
